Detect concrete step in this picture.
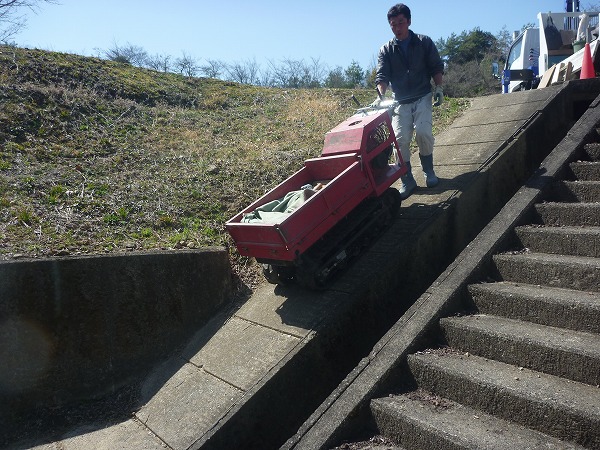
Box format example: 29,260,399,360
407,351,600,448
546,181,600,202
583,142,600,161
533,202,600,227
492,252,600,292
570,161,600,181
515,225,600,258
468,281,600,333
440,314,600,385
371,392,585,450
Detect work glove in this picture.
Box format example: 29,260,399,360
370,97,382,108
433,85,443,107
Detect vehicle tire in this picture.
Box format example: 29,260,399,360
262,264,295,285
262,264,281,284
295,266,322,290
386,187,402,214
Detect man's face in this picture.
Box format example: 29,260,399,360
389,14,410,40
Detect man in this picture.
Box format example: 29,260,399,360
375,3,444,199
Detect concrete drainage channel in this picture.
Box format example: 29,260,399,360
285,93,600,449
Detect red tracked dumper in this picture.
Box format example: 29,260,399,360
226,100,407,289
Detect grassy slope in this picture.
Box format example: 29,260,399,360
0,46,470,288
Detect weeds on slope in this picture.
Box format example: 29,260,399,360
0,46,469,288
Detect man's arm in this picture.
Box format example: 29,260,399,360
432,72,444,106
377,81,389,96
375,42,392,97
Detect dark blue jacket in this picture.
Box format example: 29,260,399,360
376,30,444,104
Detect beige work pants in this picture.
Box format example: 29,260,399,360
392,92,434,164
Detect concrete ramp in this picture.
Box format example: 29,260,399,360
13,79,600,450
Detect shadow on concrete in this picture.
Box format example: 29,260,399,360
2,277,254,450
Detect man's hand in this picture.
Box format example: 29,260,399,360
370,97,383,108
433,85,443,107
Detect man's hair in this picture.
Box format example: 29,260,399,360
387,3,411,21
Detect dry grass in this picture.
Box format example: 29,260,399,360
0,46,469,290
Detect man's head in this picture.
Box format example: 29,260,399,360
387,3,411,40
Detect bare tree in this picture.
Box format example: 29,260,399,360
494,26,512,60
0,0,57,43
268,58,323,88
175,51,198,77
146,53,172,72
244,58,260,85
103,42,148,66
200,59,224,78
224,61,246,83
225,58,260,84
258,67,274,86
300,57,328,87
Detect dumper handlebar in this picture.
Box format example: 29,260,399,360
354,98,399,116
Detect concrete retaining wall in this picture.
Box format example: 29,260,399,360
0,248,233,423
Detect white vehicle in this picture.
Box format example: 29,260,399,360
502,9,599,93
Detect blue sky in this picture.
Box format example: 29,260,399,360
16,1,571,70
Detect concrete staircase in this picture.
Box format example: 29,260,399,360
369,142,600,449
